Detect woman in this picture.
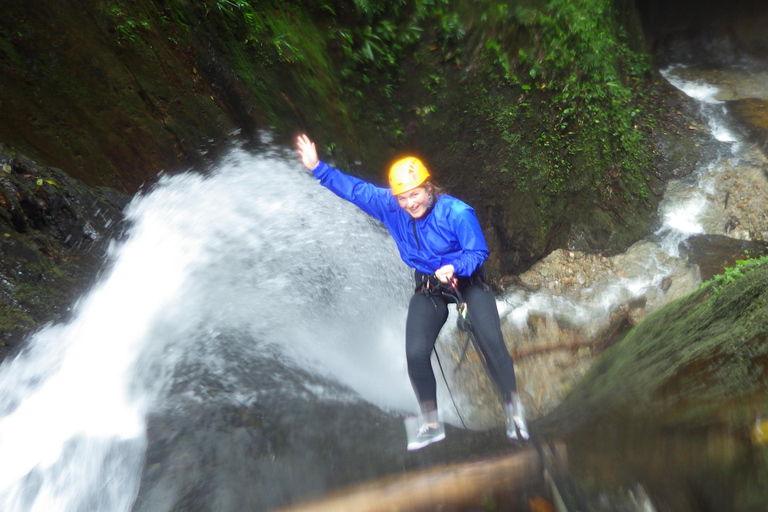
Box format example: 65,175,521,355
296,134,528,450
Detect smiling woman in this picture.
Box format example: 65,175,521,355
296,133,528,451
396,185,432,220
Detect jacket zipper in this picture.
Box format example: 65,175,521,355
412,220,421,250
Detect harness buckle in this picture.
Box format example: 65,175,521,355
457,302,470,332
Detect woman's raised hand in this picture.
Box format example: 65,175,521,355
296,134,319,171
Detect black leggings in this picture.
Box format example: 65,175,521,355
405,283,517,409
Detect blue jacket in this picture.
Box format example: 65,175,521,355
312,161,489,277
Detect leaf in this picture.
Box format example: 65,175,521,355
36,178,43,186
361,41,375,61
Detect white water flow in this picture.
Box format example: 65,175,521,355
0,148,416,511
654,68,742,253
499,68,744,335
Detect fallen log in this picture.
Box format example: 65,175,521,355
504,311,634,360
276,442,566,512
510,340,596,360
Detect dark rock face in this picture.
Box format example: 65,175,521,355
636,0,768,68
0,1,246,193
678,234,768,281
133,338,518,512
0,145,127,357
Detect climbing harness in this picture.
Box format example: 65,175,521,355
416,274,494,429
416,274,487,375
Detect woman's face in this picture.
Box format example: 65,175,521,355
396,185,431,219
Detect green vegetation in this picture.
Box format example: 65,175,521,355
92,0,657,193
0,26,23,67
106,5,152,45
481,0,654,200
707,254,768,295
1,0,667,273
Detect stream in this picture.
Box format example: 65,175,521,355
0,59,767,512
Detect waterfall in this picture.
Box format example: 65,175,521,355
0,68,763,512
653,68,742,255
0,148,417,511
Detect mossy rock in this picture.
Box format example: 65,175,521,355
548,258,768,431
0,145,127,359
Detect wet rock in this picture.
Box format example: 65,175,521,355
487,241,702,418
527,314,548,335
678,234,768,281
712,148,768,240
627,295,648,310
640,0,768,69
0,145,127,358
726,98,768,155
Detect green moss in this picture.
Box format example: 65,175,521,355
707,255,768,295
562,259,768,428
469,0,657,202
0,306,35,329
0,27,23,68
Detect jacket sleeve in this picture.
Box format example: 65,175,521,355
447,204,489,277
312,161,395,223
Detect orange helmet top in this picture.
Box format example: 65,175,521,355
389,157,430,195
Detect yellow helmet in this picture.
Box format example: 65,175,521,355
388,157,430,195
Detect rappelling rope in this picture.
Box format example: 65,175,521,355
427,276,488,431
428,276,586,510
433,348,468,429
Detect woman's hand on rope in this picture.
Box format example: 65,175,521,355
296,134,319,171
435,264,455,283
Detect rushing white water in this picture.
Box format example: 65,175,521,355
654,68,742,255
0,148,417,511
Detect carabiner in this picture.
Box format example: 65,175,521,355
456,302,470,332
